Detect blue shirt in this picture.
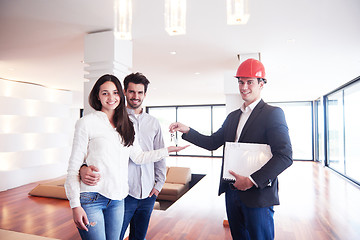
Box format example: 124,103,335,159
127,108,167,199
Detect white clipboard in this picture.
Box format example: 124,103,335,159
222,142,272,181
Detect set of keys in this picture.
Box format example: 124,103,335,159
170,133,178,147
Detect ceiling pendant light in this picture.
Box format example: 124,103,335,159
114,0,132,39
227,0,250,25
165,0,186,36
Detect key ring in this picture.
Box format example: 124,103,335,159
170,133,178,147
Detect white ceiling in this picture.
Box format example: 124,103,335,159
1,0,360,106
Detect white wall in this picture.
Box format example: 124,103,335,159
0,79,78,191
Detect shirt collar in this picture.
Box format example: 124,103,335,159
126,107,144,117
241,98,261,113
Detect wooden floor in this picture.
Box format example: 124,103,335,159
1,160,360,240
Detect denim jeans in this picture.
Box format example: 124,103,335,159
225,188,275,240
78,192,124,240
120,194,157,240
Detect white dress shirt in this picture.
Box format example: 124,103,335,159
235,98,261,187
65,111,169,208
235,98,261,142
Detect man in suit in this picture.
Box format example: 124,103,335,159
169,58,292,240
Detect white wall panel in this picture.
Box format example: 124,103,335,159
0,115,72,134
0,162,67,192
0,79,76,191
0,133,69,152
0,80,72,104
0,96,70,117
0,147,70,171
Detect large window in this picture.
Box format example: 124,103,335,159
344,81,360,182
212,106,227,157
177,106,212,156
325,77,360,184
148,102,314,160
145,107,176,146
326,92,345,173
270,102,313,160
147,105,226,157
314,98,325,163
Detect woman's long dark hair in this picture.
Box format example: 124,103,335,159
88,74,135,147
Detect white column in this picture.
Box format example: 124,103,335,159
224,70,244,114
83,31,133,115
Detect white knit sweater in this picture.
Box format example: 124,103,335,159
65,111,168,208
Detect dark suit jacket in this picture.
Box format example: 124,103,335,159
182,99,293,208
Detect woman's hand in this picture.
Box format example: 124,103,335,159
72,206,89,231
167,145,190,153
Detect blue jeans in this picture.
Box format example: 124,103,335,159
78,192,124,240
225,188,275,240
120,194,157,240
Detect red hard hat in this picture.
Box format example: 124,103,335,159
235,58,266,81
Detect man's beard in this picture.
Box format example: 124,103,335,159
127,99,142,109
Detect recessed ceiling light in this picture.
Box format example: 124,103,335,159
287,39,296,44
170,51,177,55
194,72,200,75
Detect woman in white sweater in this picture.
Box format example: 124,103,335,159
65,74,187,240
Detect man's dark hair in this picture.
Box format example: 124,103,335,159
123,72,150,93
257,78,267,84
